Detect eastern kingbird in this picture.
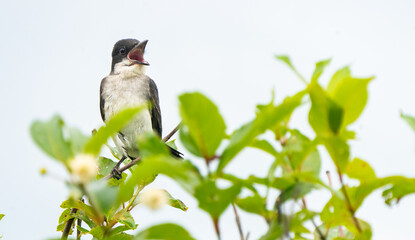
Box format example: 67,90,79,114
100,39,182,179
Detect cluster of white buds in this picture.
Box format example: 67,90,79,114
69,154,98,183
140,188,169,210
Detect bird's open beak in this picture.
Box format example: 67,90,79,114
127,40,149,66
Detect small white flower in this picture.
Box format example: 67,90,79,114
69,154,97,183
140,188,169,210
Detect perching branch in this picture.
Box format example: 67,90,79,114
162,122,182,142
104,122,181,179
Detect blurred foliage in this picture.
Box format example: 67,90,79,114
30,57,415,240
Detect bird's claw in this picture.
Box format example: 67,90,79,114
111,166,122,180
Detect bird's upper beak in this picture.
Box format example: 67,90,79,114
127,40,149,66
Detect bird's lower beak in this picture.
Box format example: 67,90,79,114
127,40,149,65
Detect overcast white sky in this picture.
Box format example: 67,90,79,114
1,0,415,239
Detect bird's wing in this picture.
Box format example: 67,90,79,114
148,78,162,137
99,77,108,122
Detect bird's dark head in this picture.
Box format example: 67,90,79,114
111,38,149,74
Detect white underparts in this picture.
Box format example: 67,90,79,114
102,62,152,158
113,58,147,77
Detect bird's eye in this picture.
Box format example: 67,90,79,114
119,48,126,54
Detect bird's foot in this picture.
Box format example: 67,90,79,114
111,166,123,180
110,156,127,180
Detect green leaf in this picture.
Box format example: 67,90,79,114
67,127,89,155
308,84,342,137
179,93,226,159
30,115,74,162
112,209,137,230
137,132,170,157
328,102,343,134
165,190,188,212
279,181,316,203
314,224,354,240
345,158,376,182
179,125,203,157
275,55,306,83
74,210,97,229
259,217,283,240
236,194,271,220
283,130,321,177
135,223,195,240
60,199,99,224
327,72,373,128
119,155,201,203
58,208,72,227
87,181,119,216
76,225,89,234
311,59,331,84
382,177,415,205
249,139,278,156
194,180,241,219
324,136,350,172
327,66,351,93
84,106,144,155
111,225,134,235
106,233,135,240
401,112,415,133
0,214,4,221
90,226,105,239
96,157,126,185
218,90,306,173
321,193,372,239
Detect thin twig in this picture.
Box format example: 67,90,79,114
325,171,332,187
162,122,181,142
76,217,82,240
338,171,362,232
232,204,244,240
61,208,78,240
213,218,221,240
302,198,326,240
127,185,144,211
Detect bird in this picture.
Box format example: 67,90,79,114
100,38,182,179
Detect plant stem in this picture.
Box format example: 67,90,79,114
337,171,362,232
61,208,78,240
232,204,244,240
302,198,326,240
126,185,144,211
212,218,221,240
76,217,82,240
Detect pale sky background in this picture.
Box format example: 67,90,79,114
1,0,415,239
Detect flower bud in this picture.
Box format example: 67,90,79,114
69,154,97,183
140,188,168,210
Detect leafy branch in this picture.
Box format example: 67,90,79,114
29,57,415,240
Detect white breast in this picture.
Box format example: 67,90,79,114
101,74,153,158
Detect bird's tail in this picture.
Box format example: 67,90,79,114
168,145,183,159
